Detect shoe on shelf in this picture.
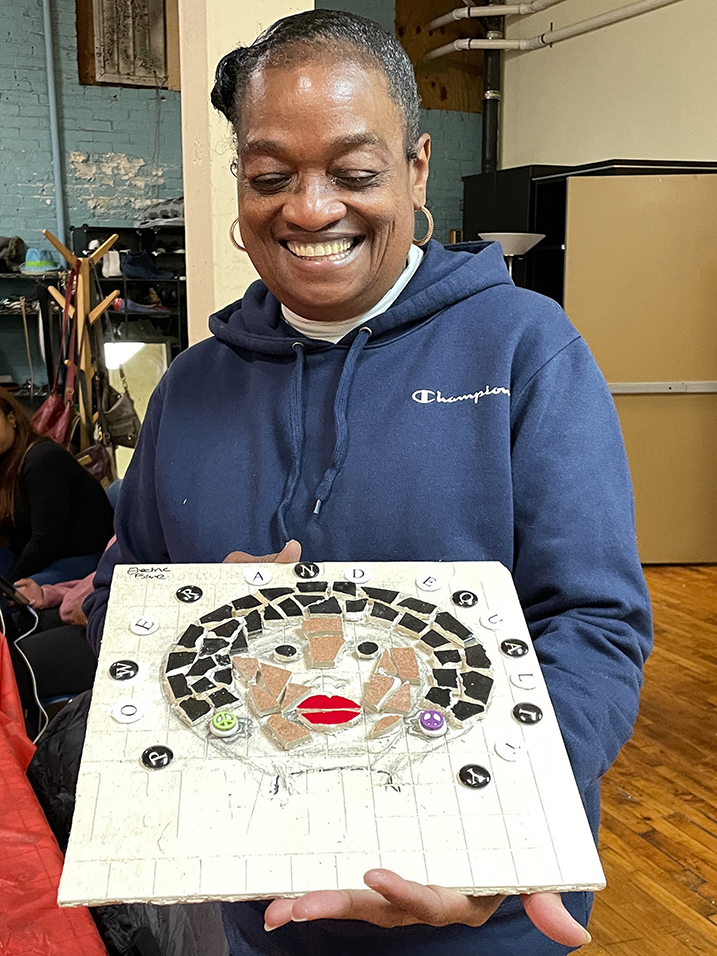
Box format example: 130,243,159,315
112,296,171,315
121,251,174,280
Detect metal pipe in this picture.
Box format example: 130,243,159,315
482,0,504,175
425,38,521,59
521,0,685,49
427,0,570,31
41,0,67,244
425,0,686,59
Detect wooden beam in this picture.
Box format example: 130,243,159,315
42,229,77,268
89,290,120,325
47,285,75,317
89,233,118,266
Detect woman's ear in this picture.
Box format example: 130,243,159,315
411,133,431,208
8,412,16,429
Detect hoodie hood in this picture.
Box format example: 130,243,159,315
208,239,512,354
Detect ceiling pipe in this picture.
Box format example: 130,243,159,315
481,1,504,175
41,0,67,244
427,0,570,31
425,0,687,59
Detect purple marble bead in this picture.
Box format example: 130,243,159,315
419,709,447,737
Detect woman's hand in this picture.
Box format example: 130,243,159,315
263,869,591,946
223,540,302,565
14,578,45,608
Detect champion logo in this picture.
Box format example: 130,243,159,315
412,386,511,405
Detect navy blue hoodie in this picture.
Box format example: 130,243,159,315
87,240,651,956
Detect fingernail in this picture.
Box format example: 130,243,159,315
583,929,592,944
263,924,276,932
292,916,309,922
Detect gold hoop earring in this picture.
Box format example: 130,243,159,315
413,205,434,247
229,217,246,252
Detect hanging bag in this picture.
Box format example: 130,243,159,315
32,263,80,447
102,365,141,448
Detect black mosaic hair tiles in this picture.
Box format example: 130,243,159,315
200,604,234,623
176,624,204,648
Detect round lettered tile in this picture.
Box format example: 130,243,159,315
141,745,173,769
480,612,505,631
416,572,444,592
210,711,239,738
294,562,320,579
176,585,203,603
458,764,491,789
357,641,379,660
343,565,370,584
500,638,529,658
111,700,145,724
243,566,272,586
418,710,447,737
274,644,298,663
452,589,478,608
512,702,543,725
129,615,159,636
494,738,524,762
109,659,139,681
510,671,538,691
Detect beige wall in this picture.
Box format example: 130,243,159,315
502,0,717,168
177,0,312,345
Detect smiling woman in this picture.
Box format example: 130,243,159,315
211,16,430,322
85,9,651,956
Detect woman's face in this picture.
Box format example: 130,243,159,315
0,410,16,455
235,58,430,322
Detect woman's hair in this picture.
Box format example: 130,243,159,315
0,388,44,530
211,9,421,160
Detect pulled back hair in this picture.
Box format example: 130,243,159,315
0,388,45,530
211,10,421,160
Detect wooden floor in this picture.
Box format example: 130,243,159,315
578,566,717,955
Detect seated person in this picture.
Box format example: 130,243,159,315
0,387,114,585
8,573,98,738
86,10,652,956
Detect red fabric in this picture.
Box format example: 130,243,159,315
0,634,108,956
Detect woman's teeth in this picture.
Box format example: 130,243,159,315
286,238,355,260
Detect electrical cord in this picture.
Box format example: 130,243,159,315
1,604,49,743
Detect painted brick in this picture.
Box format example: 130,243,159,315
0,0,182,237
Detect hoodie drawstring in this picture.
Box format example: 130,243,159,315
313,326,372,515
277,328,372,540
277,342,306,542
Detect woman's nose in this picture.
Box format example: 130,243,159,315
281,177,347,231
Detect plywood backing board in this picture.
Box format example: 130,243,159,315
396,0,484,113
563,174,717,563
564,174,717,383
614,394,717,564
59,562,603,906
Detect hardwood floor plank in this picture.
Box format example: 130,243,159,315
575,567,717,955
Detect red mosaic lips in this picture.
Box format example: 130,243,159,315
297,694,362,726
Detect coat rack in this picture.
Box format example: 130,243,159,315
41,228,119,450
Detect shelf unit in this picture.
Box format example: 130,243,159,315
70,222,188,360
0,272,66,399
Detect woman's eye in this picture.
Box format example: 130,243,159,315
333,172,380,189
249,174,291,192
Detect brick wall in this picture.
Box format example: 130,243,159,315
317,0,483,241
0,0,183,246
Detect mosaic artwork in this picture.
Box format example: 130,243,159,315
59,562,605,907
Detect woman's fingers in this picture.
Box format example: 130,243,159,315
263,871,505,931
265,888,412,930
521,892,591,947
262,877,590,945
365,869,504,926
223,539,302,564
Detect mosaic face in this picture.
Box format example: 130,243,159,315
161,579,494,752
